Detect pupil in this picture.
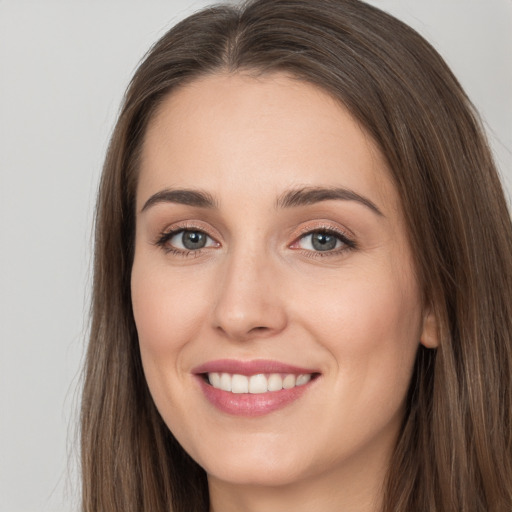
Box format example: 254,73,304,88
182,231,206,250
312,232,337,251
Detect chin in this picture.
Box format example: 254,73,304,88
193,436,311,487
204,459,308,488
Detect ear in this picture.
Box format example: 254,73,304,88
420,308,439,349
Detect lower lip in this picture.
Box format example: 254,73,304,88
196,376,315,417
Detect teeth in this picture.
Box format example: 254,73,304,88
220,373,231,392
231,374,249,393
267,373,283,391
249,374,268,394
296,374,312,386
209,372,221,388
283,374,296,389
207,372,313,394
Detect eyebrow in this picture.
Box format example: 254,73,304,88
140,185,383,216
141,188,217,213
276,186,383,216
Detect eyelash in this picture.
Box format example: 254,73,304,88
292,226,357,258
154,223,216,257
154,224,357,258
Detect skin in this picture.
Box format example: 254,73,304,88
131,72,438,512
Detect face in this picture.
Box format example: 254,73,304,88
131,73,435,492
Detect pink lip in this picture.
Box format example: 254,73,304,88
192,358,317,376
192,359,320,417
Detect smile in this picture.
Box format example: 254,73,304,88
207,372,312,393
193,359,320,416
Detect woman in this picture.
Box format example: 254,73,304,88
81,0,512,510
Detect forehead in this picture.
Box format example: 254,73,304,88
138,72,398,214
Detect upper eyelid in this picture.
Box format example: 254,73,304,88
158,224,351,239
157,221,220,239
156,226,217,245
292,222,355,240
296,226,347,237
293,229,355,247
290,222,358,252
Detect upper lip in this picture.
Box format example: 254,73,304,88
192,359,318,376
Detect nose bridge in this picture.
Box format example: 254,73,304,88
212,241,287,340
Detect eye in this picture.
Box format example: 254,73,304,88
156,228,218,254
299,231,341,251
170,230,213,250
292,228,356,254
298,231,342,251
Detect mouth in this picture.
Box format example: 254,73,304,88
203,372,316,393
192,359,321,416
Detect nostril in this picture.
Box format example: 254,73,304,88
250,326,269,333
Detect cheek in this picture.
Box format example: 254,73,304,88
303,267,419,327
130,258,214,405
285,266,423,460
131,260,207,352
130,257,213,438
294,262,422,393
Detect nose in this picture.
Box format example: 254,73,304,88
211,248,288,341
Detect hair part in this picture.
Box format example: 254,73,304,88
81,1,512,510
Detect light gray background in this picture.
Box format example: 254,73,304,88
1,1,510,511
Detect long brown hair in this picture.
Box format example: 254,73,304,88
81,1,512,510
